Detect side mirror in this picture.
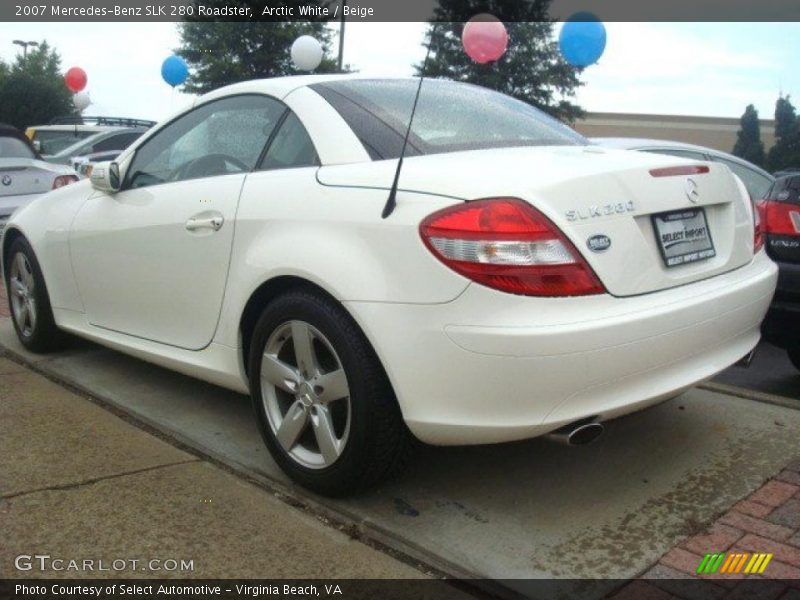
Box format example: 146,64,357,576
90,161,121,193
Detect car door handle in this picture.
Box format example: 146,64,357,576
185,213,224,232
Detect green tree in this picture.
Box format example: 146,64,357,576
415,1,584,123
178,4,340,95
767,95,800,172
0,41,76,130
732,104,765,167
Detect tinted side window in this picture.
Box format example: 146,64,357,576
93,132,142,153
126,95,285,189
259,112,319,171
713,157,774,200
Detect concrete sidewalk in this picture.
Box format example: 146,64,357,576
0,357,429,580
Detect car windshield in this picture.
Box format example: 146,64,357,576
310,78,586,160
0,135,35,159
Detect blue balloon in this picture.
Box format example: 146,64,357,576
559,12,606,67
161,55,188,87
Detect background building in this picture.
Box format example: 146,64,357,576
575,112,776,154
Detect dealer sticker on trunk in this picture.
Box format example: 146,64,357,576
652,208,716,267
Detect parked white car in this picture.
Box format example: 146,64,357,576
2,76,777,495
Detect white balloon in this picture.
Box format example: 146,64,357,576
73,91,91,111
291,35,323,71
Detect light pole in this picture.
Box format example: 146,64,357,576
337,0,346,72
12,40,38,58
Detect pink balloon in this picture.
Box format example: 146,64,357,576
462,14,508,64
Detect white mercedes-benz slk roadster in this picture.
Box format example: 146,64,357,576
3,75,777,495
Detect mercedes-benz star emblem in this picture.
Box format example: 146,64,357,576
685,177,700,203
1,175,11,187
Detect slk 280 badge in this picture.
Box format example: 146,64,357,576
565,201,635,222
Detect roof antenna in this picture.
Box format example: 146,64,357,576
381,24,437,219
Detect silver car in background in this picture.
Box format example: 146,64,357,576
28,116,156,156
592,137,775,200
44,128,147,167
0,124,78,232
71,150,123,178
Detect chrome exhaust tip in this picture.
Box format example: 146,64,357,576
546,421,604,446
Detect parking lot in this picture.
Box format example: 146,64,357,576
713,342,800,401
1,281,799,597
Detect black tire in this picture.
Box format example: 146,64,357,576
248,289,413,497
787,346,800,372
4,237,67,353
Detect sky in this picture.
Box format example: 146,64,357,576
0,21,798,122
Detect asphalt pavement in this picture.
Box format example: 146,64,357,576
714,341,800,401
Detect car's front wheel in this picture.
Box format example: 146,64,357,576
248,289,412,496
5,237,66,353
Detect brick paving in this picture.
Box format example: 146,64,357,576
612,461,800,599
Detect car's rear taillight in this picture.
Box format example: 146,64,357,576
52,174,78,190
758,199,800,238
419,198,606,297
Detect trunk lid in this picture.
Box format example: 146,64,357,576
0,158,58,198
318,146,754,297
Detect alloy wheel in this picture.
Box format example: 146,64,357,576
9,252,37,338
260,320,351,469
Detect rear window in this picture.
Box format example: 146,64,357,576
0,135,35,159
310,79,585,160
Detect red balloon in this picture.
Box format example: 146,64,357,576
462,14,508,64
64,67,87,93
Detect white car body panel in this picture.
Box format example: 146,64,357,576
70,174,244,350
3,75,778,446
282,86,371,165
347,252,774,444
318,146,756,297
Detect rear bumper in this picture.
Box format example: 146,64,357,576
346,252,777,445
